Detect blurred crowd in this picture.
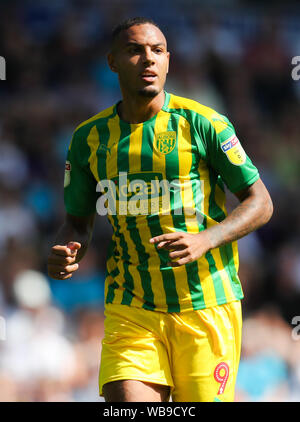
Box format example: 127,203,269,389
0,0,300,401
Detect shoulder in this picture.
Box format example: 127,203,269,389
166,92,230,134
73,104,116,136
68,105,115,151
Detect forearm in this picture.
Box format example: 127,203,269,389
54,214,95,262
205,189,273,250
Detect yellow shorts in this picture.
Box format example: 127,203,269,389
99,300,242,402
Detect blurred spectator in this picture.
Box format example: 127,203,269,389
235,306,300,401
0,269,104,401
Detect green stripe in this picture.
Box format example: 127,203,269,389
66,125,98,216
106,275,120,304
94,117,115,304
104,237,119,304
141,120,155,171
117,119,130,172
110,215,134,306
104,241,120,304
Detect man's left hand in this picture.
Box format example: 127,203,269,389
149,231,212,267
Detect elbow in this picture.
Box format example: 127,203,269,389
266,200,273,224
261,193,274,226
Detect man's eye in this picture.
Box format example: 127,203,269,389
154,48,163,53
129,47,140,54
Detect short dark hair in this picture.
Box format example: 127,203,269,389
111,17,163,46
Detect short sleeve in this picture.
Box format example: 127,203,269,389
199,113,260,193
64,130,98,216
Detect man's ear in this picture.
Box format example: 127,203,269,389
107,53,117,73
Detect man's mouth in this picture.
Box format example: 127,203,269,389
140,71,157,82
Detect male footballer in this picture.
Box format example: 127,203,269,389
48,17,273,402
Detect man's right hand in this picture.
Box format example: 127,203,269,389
48,241,81,280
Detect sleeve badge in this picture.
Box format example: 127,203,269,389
64,161,71,187
221,135,246,166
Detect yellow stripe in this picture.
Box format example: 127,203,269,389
86,125,100,182
167,94,228,134
232,240,240,273
129,124,143,172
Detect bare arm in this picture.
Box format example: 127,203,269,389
150,178,273,266
206,178,273,250
48,212,96,279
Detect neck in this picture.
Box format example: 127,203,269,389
118,90,165,124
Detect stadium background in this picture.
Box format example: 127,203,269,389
0,0,300,402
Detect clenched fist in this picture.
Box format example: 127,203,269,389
48,241,81,280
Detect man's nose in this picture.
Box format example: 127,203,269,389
142,47,155,65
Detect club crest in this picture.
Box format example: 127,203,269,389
154,131,177,155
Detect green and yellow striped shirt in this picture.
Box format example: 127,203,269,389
64,91,259,312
